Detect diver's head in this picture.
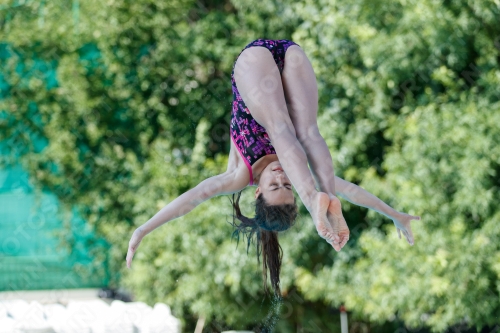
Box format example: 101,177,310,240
230,162,298,296
254,160,295,206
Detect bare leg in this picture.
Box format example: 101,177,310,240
233,46,336,243
281,45,350,251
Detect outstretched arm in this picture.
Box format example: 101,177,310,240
126,170,247,268
334,176,420,245
334,177,398,219
297,132,420,245
138,172,245,235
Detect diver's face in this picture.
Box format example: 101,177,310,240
255,161,295,205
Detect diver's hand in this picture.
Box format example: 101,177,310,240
126,227,145,268
391,212,420,245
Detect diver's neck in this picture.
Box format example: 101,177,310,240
251,154,279,185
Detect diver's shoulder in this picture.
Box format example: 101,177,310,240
228,164,251,190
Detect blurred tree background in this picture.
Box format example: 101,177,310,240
1,0,499,331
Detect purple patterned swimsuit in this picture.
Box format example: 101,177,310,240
230,38,300,186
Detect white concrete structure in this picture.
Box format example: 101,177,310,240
0,298,180,333
140,303,181,333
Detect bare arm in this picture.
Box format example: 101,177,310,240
126,170,247,267
297,131,424,245
138,172,245,235
334,176,420,244
298,138,402,220
334,176,399,219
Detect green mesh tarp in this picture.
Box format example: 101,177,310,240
0,36,110,291
0,164,110,291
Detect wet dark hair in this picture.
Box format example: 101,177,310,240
228,190,298,296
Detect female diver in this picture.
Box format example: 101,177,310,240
126,39,420,296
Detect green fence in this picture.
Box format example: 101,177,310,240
0,157,110,291
0,31,111,291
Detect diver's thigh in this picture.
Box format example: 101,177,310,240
281,45,321,142
233,47,296,137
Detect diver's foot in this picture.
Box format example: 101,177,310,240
327,197,350,250
312,192,341,251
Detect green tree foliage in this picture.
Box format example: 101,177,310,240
1,0,499,331
290,0,500,331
